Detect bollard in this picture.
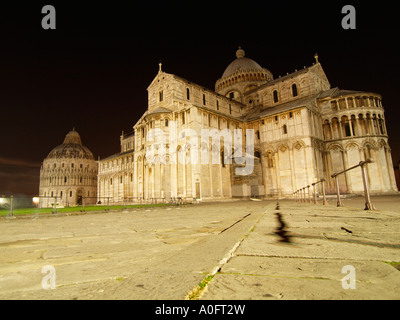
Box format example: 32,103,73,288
334,176,343,207
312,184,316,204
331,158,374,210
9,195,14,217
53,195,57,214
307,185,311,203
360,161,374,210
321,178,328,205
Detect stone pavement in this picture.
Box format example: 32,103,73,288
0,197,399,300
201,199,400,300
0,201,267,300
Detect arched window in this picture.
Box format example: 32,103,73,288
186,88,190,100
292,84,298,97
323,119,332,140
378,115,385,135
273,90,279,103
350,115,357,136
341,115,351,137
254,151,261,163
203,94,206,105
282,124,287,134
372,114,379,134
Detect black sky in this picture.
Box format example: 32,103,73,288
0,1,399,196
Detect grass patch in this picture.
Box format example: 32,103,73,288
383,261,400,271
185,274,215,300
0,203,173,216
383,261,400,266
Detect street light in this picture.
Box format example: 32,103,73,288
32,197,40,206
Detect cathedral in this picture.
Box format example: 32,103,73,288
93,47,398,203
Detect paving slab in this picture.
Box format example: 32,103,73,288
201,200,400,300
1,197,399,300
0,201,268,299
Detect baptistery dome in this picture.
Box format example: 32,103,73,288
39,129,98,208
46,129,95,160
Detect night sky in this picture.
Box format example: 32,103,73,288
0,1,398,196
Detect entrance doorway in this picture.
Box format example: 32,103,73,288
76,189,83,205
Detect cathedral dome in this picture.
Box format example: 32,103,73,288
222,47,264,78
46,129,95,160
215,47,273,94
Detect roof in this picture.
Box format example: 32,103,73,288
246,94,319,121
121,131,135,139
331,88,379,98
147,107,172,115
317,87,382,100
244,67,310,97
99,150,134,162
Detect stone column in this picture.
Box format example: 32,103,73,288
348,118,354,137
